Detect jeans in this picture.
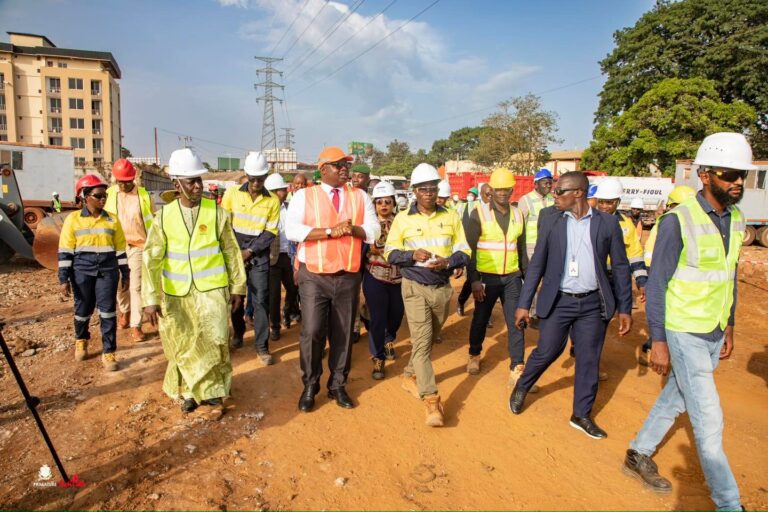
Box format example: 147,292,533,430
269,253,299,330
72,269,119,353
468,273,524,367
630,329,741,511
232,263,270,352
362,270,403,360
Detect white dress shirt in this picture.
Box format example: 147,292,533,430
286,183,379,263
278,203,291,254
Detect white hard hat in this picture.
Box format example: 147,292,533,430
372,181,396,199
264,173,287,191
437,180,451,198
630,197,644,209
693,132,757,171
244,151,269,176
169,148,207,178
595,177,623,200
410,163,441,186
52,191,58,196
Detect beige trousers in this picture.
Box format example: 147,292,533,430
117,245,143,327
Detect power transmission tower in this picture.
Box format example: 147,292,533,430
280,128,295,150
254,57,284,152
178,135,193,148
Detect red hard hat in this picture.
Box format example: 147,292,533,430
76,174,107,197
112,158,136,181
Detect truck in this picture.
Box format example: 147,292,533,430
675,159,768,246
587,175,674,227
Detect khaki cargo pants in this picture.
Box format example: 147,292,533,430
117,245,143,328
401,278,453,398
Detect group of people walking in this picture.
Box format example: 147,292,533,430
57,132,753,510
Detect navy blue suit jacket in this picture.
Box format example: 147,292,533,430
519,205,632,320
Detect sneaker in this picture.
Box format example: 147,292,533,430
257,351,275,366
467,354,481,375
74,339,88,361
623,449,672,494
372,358,385,380
401,373,420,399
102,352,119,372
384,342,396,361
130,327,145,342
424,394,444,427
181,398,198,413
508,364,539,393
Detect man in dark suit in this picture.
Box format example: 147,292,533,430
510,171,632,439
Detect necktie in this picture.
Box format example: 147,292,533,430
331,188,340,213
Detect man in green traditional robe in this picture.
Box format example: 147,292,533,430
142,148,246,418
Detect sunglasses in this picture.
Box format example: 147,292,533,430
553,187,580,196
416,186,438,194
375,198,394,205
89,192,108,200
248,175,266,182
330,161,350,170
708,169,747,183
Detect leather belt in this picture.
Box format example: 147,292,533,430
558,289,598,298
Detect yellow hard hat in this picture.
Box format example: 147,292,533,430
668,185,696,205
489,167,516,189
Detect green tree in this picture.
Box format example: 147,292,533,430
471,94,560,174
595,0,768,156
429,126,487,164
582,78,756,176
120,146,132,158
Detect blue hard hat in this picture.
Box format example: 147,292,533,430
534,168,553,182
587,184,598,199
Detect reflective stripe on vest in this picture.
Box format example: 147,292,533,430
105,185,154,231
665,198,744,333
521,190,552,254
300,186,364,274
160,198,228,296
475,203,523,275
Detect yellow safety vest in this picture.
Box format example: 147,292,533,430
476,203,523,275
644,223,659,267
384,206,471,261
160,198,228,296
105,185,154,231
220,185,280,237
520,190,553,255
665,198,745,333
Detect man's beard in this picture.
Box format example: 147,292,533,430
710,181,743,207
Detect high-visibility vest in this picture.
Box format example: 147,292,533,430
383,206,470,262
644,223,659,267
457,200,477,221
665,198,745,333
52,197,62,212
300,186,365,274
160,198,228,296
105,185,154,231
520,190,553,255
221,185,279,237
476,202,523,275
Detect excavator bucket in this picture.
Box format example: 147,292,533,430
32,212,70,271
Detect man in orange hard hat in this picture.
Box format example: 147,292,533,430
105,158,155,342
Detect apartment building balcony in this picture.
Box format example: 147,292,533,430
91,109,101,116
91,89,101,96
50,107,62,114
0,124,7,132
47,87,61,95
49,126,62,133
92,129,101,135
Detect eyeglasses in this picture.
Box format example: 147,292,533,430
553,187,580,196
330,161,350,170
374,198,393,205
248,175,266,182
708,169,747,183
416,186,438,194
89,193,107,200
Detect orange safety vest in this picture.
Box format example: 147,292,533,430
300,186,365,274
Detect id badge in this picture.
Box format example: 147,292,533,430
568,260,579,277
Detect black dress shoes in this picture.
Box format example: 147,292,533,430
328,387,354,409
508,385,527,414
569,415,607,439
298,384,320,412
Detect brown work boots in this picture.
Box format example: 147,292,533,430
74,339,88,361
424,394,444,427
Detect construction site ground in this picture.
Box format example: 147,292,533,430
1,246,767,511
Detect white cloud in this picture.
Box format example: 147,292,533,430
476,65,542,94
216,0,252,8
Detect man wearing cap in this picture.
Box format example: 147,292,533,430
350,163,371,191
385,163,470,427
142,148,246,418
286,146,380,412
105,158,155,342
264,173,298,341
220,152,281,364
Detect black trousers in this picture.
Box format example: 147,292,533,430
269,253,298,330
458,277,472,306
297,264,361,390
518,291,608,417
468,273,525,367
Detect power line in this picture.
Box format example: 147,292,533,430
281,0,330,59
254,57,285,151
292,0,441,97
268,0,311,54
285,0,366,79
157,127,251,152
292,0,398,82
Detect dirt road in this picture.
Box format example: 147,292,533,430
1,247,767,510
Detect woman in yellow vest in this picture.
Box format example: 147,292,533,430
142,148,246,418
58,174,129,371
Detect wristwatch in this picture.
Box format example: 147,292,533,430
325,228,332,238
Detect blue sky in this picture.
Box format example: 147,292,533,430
0,0,653,164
